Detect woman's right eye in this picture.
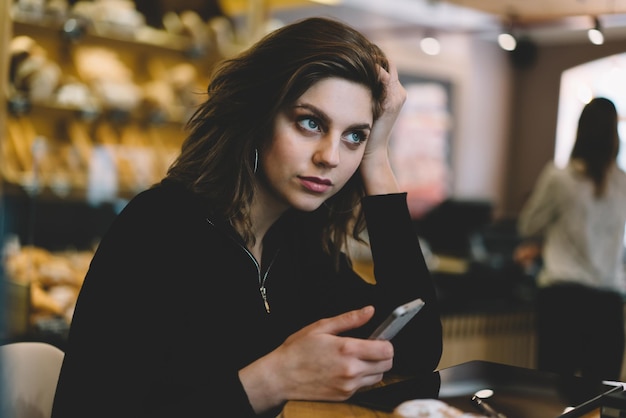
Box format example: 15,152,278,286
297,117,321,132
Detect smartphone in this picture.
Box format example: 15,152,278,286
368,298,425,340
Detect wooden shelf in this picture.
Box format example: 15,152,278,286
12,18,199,58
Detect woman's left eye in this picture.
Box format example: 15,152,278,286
297,117,320,132
344,131,367,145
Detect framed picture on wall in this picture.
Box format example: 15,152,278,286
389,75,454,219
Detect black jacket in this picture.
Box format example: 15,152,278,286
51,180,442,417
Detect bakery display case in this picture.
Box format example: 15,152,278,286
0,0,260,344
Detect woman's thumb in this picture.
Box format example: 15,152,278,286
319,305,375,336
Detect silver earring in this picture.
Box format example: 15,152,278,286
253,148,259,174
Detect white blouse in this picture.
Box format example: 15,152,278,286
518,161,626,292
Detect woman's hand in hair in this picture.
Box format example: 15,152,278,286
360,59,406,196
238,306,394,414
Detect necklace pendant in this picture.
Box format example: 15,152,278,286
260,286,270,314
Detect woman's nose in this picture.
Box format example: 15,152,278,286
313,136,340,167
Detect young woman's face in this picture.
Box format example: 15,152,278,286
258,77,373,213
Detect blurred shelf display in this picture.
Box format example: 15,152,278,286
0,0,247,343
4,6,221,200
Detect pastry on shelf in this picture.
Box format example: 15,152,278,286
9,35,62,104
73,45,143,112
4,244,94,325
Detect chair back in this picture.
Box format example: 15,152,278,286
0,342,65,418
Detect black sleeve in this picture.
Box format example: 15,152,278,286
362,193,443,374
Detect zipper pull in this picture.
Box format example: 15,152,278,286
260,286,270,314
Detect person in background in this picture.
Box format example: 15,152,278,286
51,17,443,418
517,97,626,381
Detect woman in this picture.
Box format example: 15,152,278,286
51,17,443,417
518,97,626,381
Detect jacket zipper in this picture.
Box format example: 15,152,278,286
206,218,279,313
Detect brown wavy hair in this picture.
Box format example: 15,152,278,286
165,17,389,262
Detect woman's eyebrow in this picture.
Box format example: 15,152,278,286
293,103,330,125
293,103,372,131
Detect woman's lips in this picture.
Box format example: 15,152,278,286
299,176,332,193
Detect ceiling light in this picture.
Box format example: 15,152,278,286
587,16,604,45
498,16,517,51
420,31,441,55
498,32,517,51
